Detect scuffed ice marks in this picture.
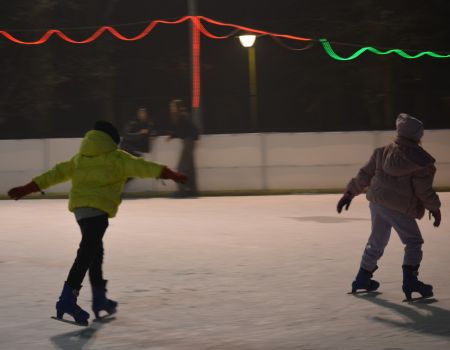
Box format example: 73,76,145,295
0,194,450,349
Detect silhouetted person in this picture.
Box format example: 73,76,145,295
121,107,155,157
167,99,199,198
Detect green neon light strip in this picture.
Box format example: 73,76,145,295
319,38,450,60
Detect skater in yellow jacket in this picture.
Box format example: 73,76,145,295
8,121,186,325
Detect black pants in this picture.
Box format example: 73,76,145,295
66,215,109,290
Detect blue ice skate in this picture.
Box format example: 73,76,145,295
350,267,380,294
92,280,118,319
54,282,90,326
402,265,433,302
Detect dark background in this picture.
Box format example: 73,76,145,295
0,0,449,139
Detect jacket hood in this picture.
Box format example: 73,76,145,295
396,113,424,142
79,130,118,156
382,137,434,176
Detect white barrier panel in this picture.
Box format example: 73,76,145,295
421,130,450,187
0,139,45,172
423,130,450,163
45,138,82,192
198,167,263,191
1,130,449,194
196,134,262,168
266,132,376,166
267,165,362,190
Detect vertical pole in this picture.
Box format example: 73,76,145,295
248,46,258,131
188,0,203,132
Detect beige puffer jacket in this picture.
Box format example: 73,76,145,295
346,137,441,219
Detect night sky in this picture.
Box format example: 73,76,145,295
0,0,449,138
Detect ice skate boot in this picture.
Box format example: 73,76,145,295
92,280,118,319
54,282,90,326
402,265,433,302
351,266,380,294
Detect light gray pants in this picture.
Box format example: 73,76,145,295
360,202,424,271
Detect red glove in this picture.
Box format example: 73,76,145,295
429,209,441,228
8,181,41,200
159,167,187,184
337,191,354,213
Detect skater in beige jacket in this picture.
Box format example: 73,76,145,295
337,113,441,301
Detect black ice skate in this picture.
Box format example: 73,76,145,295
52,283,90,326
402,265,433,302
349,267,380,294
92,280,118,320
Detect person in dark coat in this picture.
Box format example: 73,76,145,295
121,107,155,157
167,99,199,197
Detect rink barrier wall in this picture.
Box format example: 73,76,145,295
1,130,449,194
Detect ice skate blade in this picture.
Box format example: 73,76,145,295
402,296,437,303
348,291,381,296
93,315,116,324
51,316,88,327
94,308,117,321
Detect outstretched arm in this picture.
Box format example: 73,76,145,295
8,181,41,200
337,149,377,213
8,159,74,200
413,165,441,227
159,167,187,183
33,159,74,190
412,165,440,211
120,151,187,183
346,150,377,196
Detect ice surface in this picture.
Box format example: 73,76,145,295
0,194,449,350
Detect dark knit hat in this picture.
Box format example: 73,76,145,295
396,113,424,142
94,120,121,144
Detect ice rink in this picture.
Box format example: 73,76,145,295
1,194,449,350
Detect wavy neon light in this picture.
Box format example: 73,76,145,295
319,38,450,60
0,16,313,45
197,16,312,42
0,16,448,63
0,16,192,45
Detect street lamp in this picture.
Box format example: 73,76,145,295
239,34,258,131
239,34,256,48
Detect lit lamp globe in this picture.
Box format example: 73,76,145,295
239,34,256,48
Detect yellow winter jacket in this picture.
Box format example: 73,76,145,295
33,130,164,218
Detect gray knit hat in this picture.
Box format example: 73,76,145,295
396,113,424,141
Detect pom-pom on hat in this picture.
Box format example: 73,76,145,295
94,120,121,145
396,113,424,142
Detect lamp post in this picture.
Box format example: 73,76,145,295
239,34,258,131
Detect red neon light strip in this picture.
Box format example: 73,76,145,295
197,16,312,41
191,17,201,108
195,20,237,39
0,16,192,45
0,16,312,45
